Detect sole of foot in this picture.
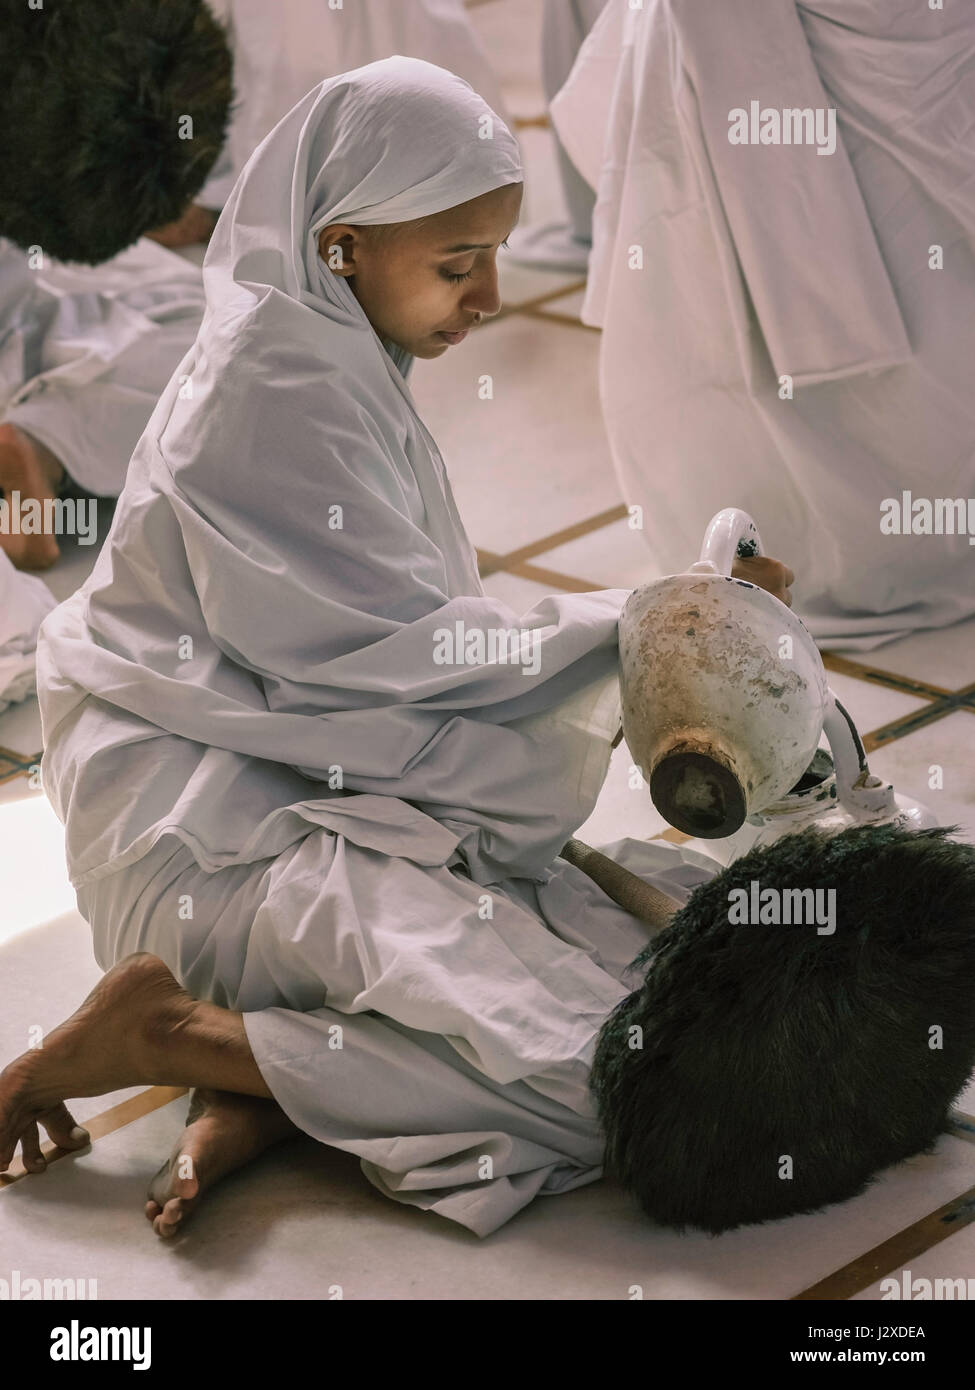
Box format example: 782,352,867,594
145,1088,299,1239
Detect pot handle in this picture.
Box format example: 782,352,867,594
690,508,764,577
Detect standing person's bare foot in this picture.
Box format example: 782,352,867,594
146,1089,300,1238
0,422,65,570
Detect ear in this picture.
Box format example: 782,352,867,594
317,226,357,277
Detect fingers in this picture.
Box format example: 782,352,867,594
732,555,795,606
778,562,795,606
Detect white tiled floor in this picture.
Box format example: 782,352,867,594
528,517,667,589
823,671,932,738
854,617,975,691
412,314,615,553
2,0,975,1304
3,1062,974,1301
535,287,589,321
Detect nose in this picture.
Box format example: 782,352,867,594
461,256,502,320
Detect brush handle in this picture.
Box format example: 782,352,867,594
560,838,679,932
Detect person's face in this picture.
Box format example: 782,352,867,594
317,182,523,358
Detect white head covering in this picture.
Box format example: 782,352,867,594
206,55,522,378
38,59,628,890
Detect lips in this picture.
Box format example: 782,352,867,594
437,329,469,345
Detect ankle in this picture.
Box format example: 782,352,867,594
137,988,200,1087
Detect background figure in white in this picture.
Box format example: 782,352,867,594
0,549,55,712
0,0,507,562
551,0,975,650
204,0,508,204
503,0,605,274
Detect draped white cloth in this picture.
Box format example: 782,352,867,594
76,829,717,1236
0,550,56,714
1,0,508,498
38,58,629,892
0,237,208,497
199,0,509,209
35,57,699,1234
552,0,975,650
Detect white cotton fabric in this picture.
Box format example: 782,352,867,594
551,0,975,650
38,57,635,896
0,237,207,497
0,550,56,713
198,0,510,209
2,0,509,498
34,56,687,1233
76,829,718,1236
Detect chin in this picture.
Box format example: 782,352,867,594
411,339,449,359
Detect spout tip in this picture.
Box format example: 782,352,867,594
650,750,747,838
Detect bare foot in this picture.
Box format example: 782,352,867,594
145,202,218,249
0,422,65,570
0,954,197,1174
146,1088,299,1238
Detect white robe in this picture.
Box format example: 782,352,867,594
76,828,717,1236
37,55,704,1236
0,550,56,714
0,0,507,498
551,0,975,650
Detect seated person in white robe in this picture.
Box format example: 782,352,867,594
2,60,972,1243
551,0,975,651
0,0,506,570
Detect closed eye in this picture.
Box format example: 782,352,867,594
442,238,510,283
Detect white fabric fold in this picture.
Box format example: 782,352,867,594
551,0,975,648
38,57,628,889
77,827,718,1237
0,550,56,714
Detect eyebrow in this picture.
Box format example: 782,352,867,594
438,242,494,254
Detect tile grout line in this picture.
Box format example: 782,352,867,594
793,1179,975,1300
485,503,628,572
520,305,600,333
862,698,965,753
0,1086,188,1187
820,652,952,702
504,561,605,592
494,278,588,320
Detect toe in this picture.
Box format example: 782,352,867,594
146,1157,173,1208
20,1122,46,1173
40,1102,89,1150
154,1198,185,1239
